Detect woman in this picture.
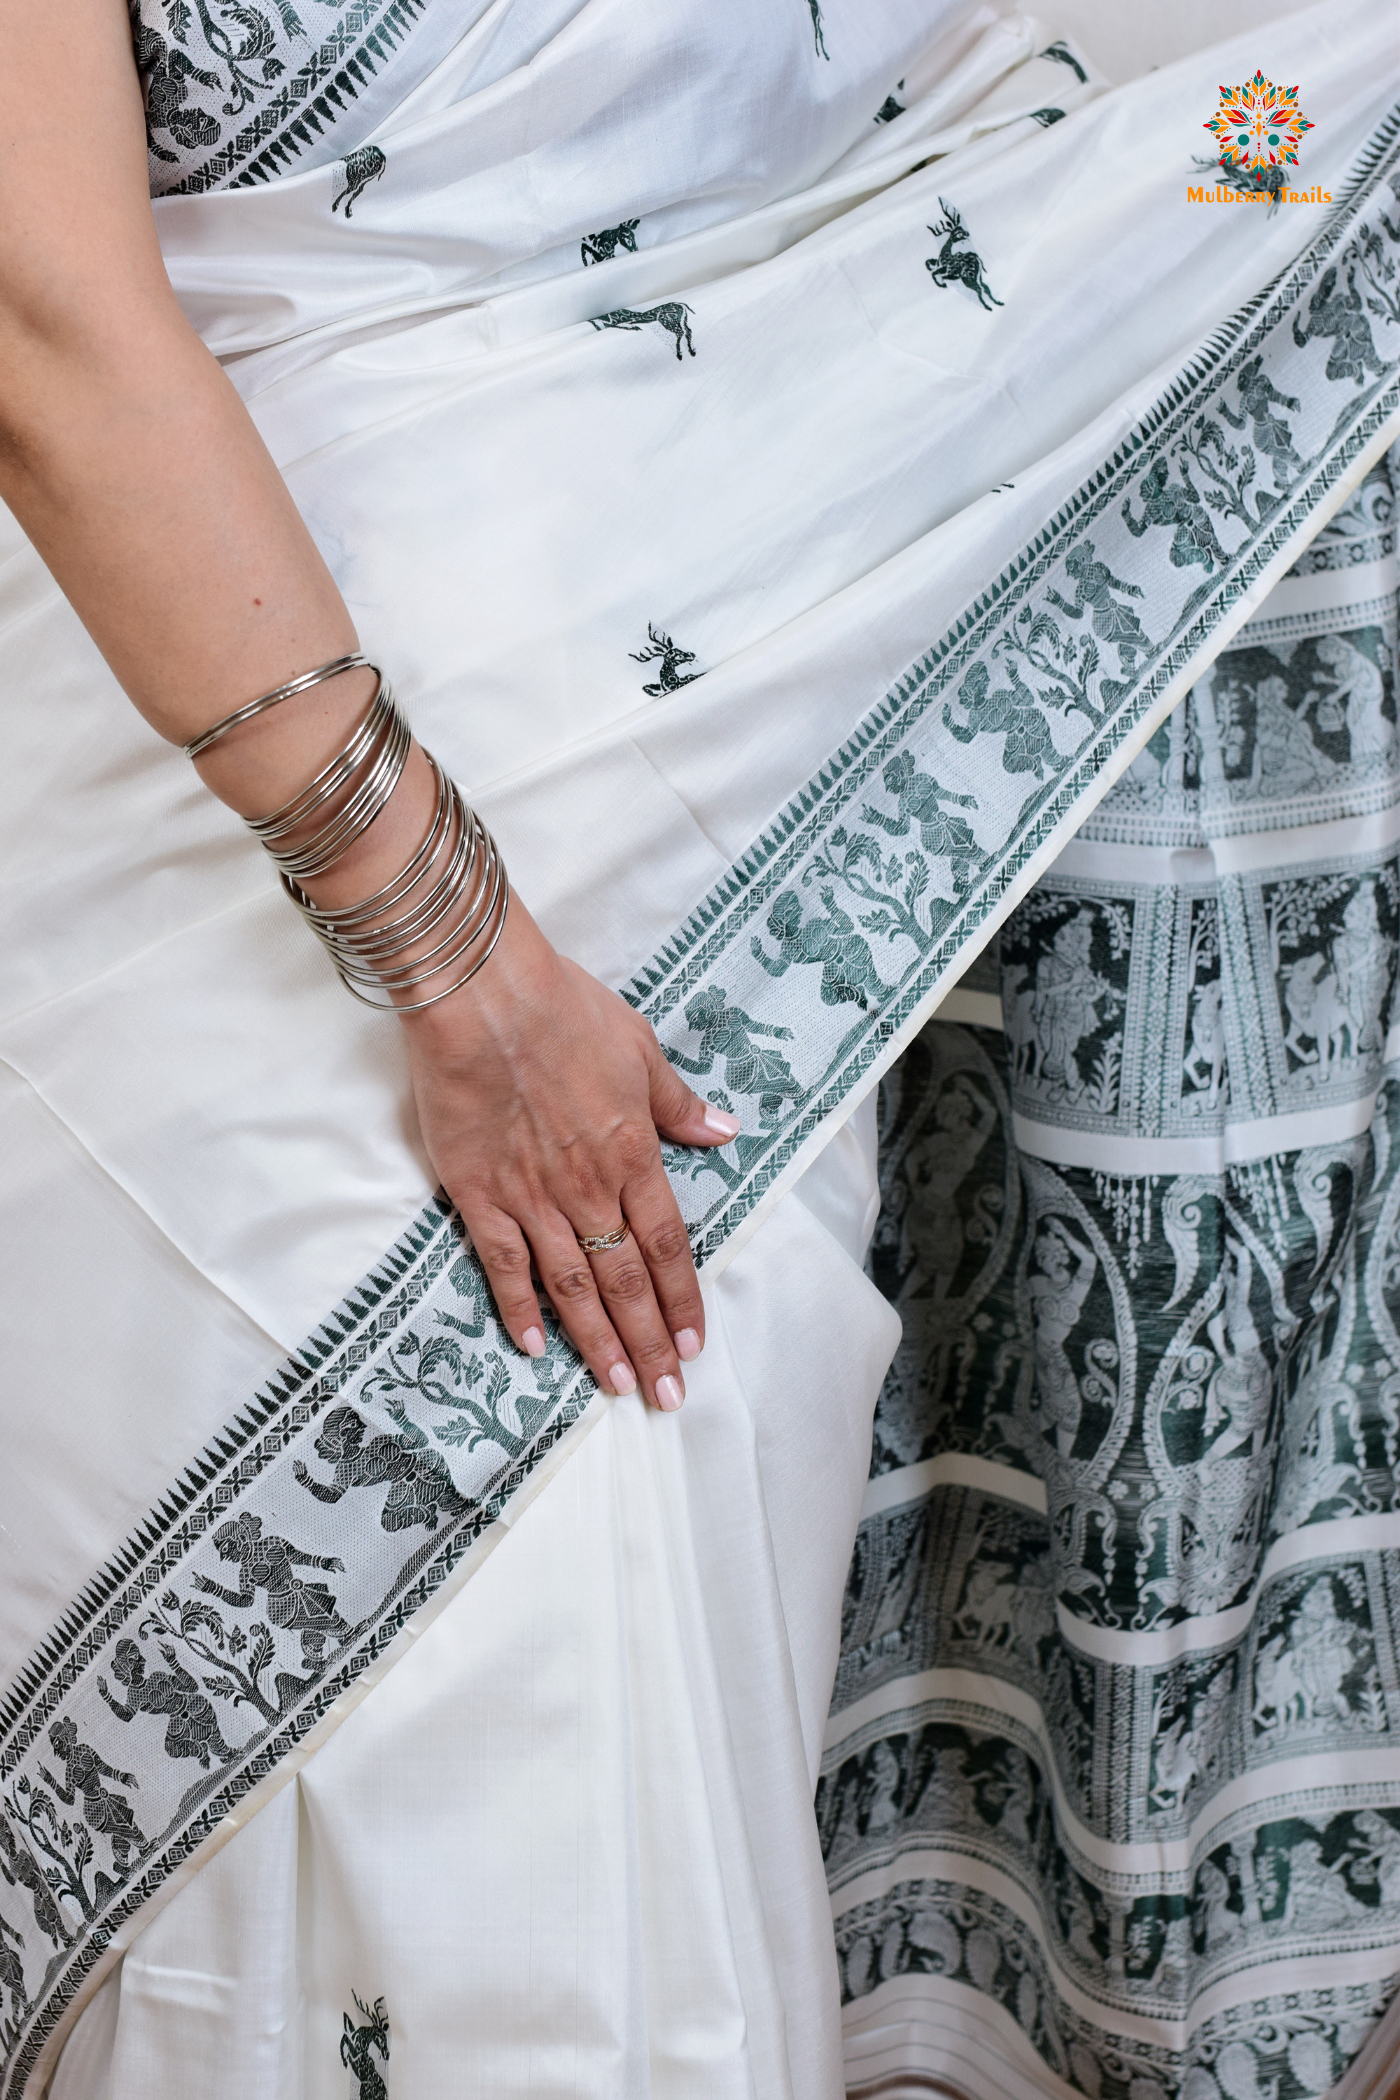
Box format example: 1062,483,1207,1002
0,1,1397,2096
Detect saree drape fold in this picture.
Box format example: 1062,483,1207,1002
1,0,1399,2092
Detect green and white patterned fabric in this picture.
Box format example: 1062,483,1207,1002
834,451,1400,2097
3,3,1400,2092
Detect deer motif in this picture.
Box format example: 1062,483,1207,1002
590,302,696,359
925,201,1003,312
631,624,702,696
581,219,639,265
340,1993,390,2100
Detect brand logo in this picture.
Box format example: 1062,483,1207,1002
1189,71,1326,205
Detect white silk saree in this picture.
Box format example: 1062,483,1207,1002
2,0,1400,2094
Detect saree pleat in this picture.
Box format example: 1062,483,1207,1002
1,0,1398,2092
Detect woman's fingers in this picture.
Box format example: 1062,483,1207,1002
585,1231,686,1410
646,1040,741,1147
528,1213,644,1400
622,1157,706,1367
462,1206,547,1358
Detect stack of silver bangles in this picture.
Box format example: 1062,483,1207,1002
183,653,509,1012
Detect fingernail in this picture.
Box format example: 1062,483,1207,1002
521,1327,545,1358
674,1328,702,1362
704,1105,741,1139
609,1361,638,1395
655,1374,684,1412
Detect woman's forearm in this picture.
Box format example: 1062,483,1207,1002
0,0,372,819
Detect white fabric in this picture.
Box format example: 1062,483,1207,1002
0,0,1388,2091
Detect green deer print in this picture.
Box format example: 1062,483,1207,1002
806,0,829,59
590,303,696,359
631,624,702,695
341,1993,389,2100
333,145,386,218
925,201,1003,311
581,219,640,265
1038,40,1087,83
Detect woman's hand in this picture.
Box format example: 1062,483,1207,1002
401,899,738,1410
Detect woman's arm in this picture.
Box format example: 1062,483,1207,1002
0,0,737,1410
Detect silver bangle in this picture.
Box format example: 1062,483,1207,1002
249,673,411,882
188,656,510,1013
182,653,369,760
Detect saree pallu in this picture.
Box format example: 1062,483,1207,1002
1,0,1398,2093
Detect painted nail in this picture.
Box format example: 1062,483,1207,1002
674,1328,702,1362
521,1327,545,1358
655,1375,684,1412
703,1104,741,1139
609,1361,638,1395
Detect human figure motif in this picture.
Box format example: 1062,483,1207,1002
1252,1635,1309,1734
1201,1244,1272,1461
98,1638,238,1769
1280,1836,1367,1929
952,1559,1019,1648
862,750,986,890
904,1735,973,1827
0,1917,27,2031
1285,1578,1358,1722
943,658,1059,780
1196,1858,1243,1949
1045,539,1150,684
984,1745,1035,1850
896,1073,998,1296
1122,455,1229,572
0,1814,71,1948
1030,910,1117,1102
1331,883,1392,1056
1350,1810,1400,1905
1182,978,1227,1110
1028,1214,1097,1455
293,1404,469,1534
193,1512,350,1670
865,1513,928,1647
1063,1875,1101,1965
1310,633,1393,768
1291,263,1387,387
1218,354,1303,481
39,1720,145,1873
750,887,894,1010
1247,673,1337,795
858,1739,903,1836
668,984,803,1124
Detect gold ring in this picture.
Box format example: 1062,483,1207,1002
576,1220,631,1254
